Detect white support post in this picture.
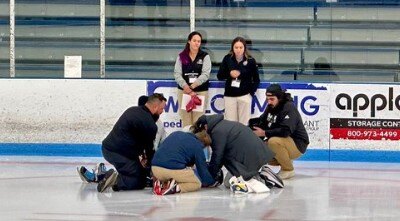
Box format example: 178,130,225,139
100,0,106,78
9,0,15,77
190,0,195,32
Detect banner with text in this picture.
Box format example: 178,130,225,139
330,84,400,150
148,81,330,149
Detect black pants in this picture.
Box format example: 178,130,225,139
102,147,146,191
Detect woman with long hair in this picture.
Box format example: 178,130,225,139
173,31,211,127
217,36,260,125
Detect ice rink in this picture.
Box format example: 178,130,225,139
1,156,400,221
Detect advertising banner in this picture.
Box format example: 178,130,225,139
148,80,330,149
330,84,400,150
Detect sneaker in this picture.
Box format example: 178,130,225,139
229,176,248,194
278,170,295,180
259,165,284,188
152,178,162,195
97,169,118,193
254,174,275,189
77,166,96,183
161,179,180,195
244,178,270,193
94,163,107,182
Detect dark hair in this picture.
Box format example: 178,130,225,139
147,93,166,104
192,115,207,134
184,31,202,52
138,95,148,106
266,84,285,99
229,36,250,58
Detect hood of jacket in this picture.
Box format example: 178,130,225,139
204,114,224,133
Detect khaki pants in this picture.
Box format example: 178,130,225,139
266,137,302,171
177,89,208,127
151,166,201,193
223,94,252,125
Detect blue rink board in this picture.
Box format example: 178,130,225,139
1,143,400,163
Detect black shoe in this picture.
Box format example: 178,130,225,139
97,169,118,193
259,165,284,188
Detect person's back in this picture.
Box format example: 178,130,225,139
200,114,274,180
152,131,214,186
102,106,157,159
151,131,216,195
98,93,167,193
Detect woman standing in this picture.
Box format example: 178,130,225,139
174,31,211,127
217,37,260,125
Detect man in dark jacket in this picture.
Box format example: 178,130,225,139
193,114,279,191
252,84,309,180
97,93,167,192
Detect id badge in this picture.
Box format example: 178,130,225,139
189,76,197,83
231,79,241,88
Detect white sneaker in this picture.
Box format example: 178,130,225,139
229,176,249,194
244,178,270,193
278,170,295,180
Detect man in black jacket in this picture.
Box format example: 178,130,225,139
193,114,284,192
252,84,309,180
97,93,167,192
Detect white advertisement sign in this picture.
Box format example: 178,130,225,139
329,84,400,150
147,81,330,149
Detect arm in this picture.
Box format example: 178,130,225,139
173,56,188,88
251,59,260,95
217,55,230,80
142,121,158,164
265,108,297,138
207,130,227,178
194,144,216,186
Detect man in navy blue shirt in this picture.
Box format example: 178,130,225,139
151,130,219,195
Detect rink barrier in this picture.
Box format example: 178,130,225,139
0,143,400,163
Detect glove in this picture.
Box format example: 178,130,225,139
186,98,195,112
192,95,202,105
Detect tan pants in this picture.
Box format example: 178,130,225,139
177,89,208,127
151,166,201,193
266,137,302,171
224,94,252,125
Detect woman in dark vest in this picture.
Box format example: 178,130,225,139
173,31,211,127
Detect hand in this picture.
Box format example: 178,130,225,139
230,70,240,78
139,154,148,168
210,169,224,187
183,84,192,94
252,126,265,137
190,82,198,89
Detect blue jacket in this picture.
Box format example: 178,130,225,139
152,131,215,186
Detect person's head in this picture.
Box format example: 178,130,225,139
184,31,202,53
229,37,249,59
192,115,208,133
138,95,148,106
194,129,212,147
265,84,285,108
145,93,167,120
